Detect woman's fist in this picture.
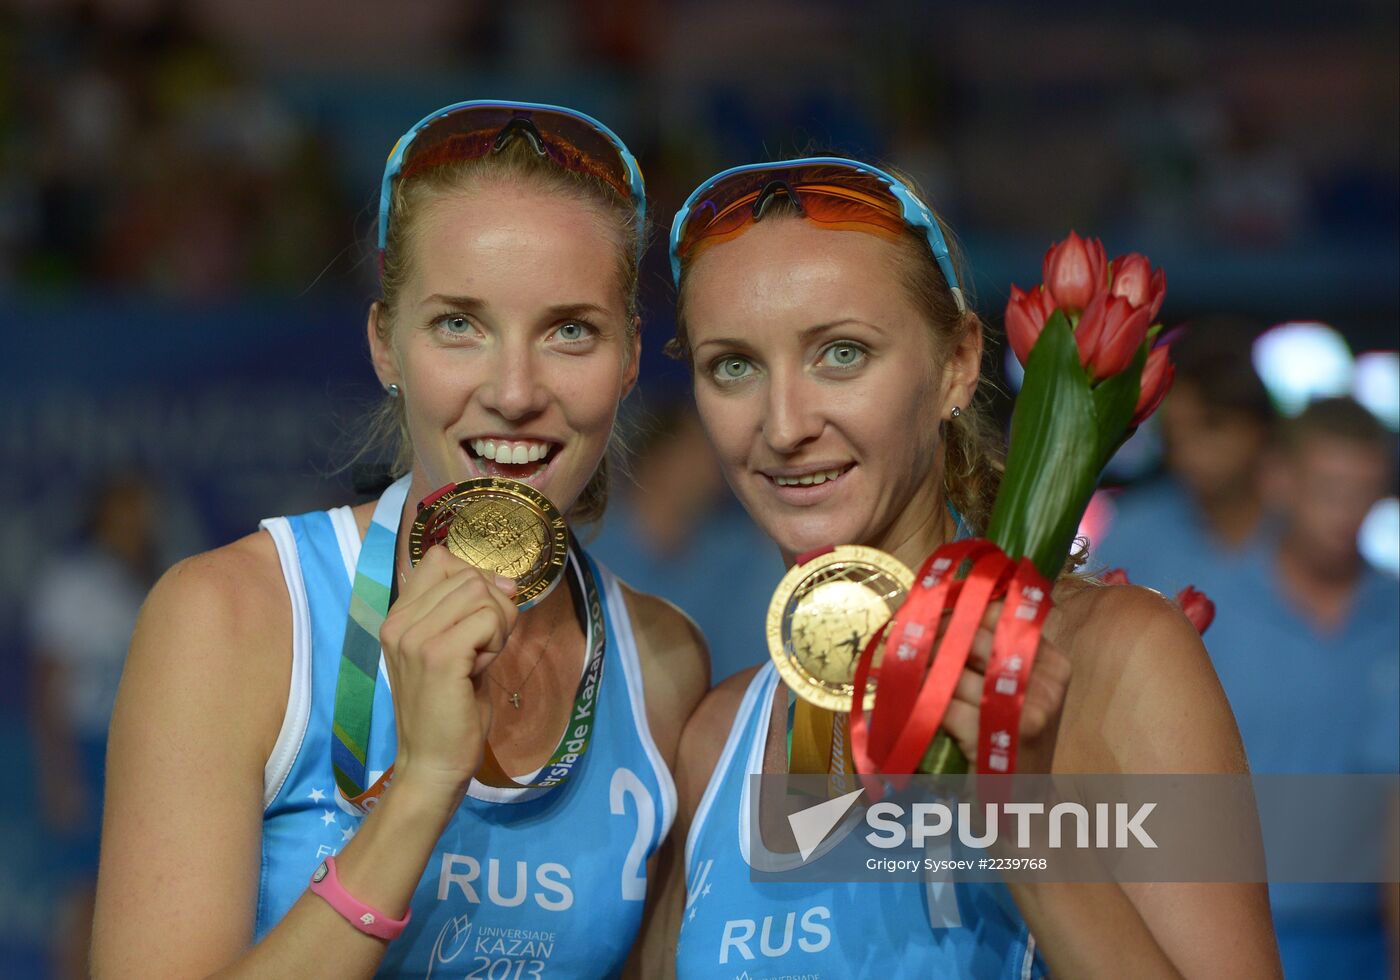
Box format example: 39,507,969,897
378,545,519,797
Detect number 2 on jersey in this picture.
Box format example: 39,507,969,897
609,767,655,901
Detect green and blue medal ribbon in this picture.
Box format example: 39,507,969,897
332,477,409,812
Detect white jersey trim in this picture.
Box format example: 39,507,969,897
737,665,860,871
327,505,359,584
259,517,313,811
1021,931,1038,979
600,564,678,846
684,662,771,873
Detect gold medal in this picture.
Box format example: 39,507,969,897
409,478,569,610
767,546,914,711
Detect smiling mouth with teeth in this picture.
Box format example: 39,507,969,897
773,466,850,487
466,438,558,477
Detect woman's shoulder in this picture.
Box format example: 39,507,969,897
147,530,288,633
674,666,763,817
1053,579,1201,675
616,580,710,690
124,530,293,757
1051,581,1247,773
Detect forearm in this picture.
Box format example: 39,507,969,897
1007,880,1180,979
204,775,459,980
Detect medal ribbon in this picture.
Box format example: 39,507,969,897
882,548,1016,777
849,539,983,776
865,539,1000,765
852,545,1015,782
853,538,1062,796
332,479,408,811
332,480,606,814
977,558,1051,776
788,697,856,776
970,557,1053,812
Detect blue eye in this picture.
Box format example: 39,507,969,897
712,356,754,383
820,342,866,369
556,321,593,342
435,314,473,335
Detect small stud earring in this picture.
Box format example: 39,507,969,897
950,405,962,419
386,383,400,398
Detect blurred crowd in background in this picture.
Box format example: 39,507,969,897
5,0,1398,305
2,0,1396,976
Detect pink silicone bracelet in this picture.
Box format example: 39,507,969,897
308,855,411,941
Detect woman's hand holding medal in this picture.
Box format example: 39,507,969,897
773,543,1072,781
379,544,520,798
941,600,1072,775
364,476,581,804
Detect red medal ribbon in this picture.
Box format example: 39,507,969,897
845,543,968,778
977,557,1052,775
882,548,1015,778
850,538,1055,795
848,542,982,777
865,540,994,764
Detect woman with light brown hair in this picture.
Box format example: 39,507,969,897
651,158,1280,978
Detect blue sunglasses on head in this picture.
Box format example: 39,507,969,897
378,99,647,262
669,156,963,312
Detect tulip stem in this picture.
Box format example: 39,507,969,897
918,315,1143,776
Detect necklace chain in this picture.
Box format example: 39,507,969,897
486,612,562,709
397,555,562,710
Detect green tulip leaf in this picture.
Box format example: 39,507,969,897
1090,342,1147,463
987,311,1100,580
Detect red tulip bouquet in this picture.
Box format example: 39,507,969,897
851,233,1176,780
994,232,1174,579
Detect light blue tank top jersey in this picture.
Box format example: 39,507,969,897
676,664,1047,979
255,501,675,978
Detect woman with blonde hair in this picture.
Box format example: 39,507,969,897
93,101,707,977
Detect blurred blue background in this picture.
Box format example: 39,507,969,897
1,0,1396,974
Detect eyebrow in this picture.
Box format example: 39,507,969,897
691,335,751,354
692,318,883,355
421,293,486,311
420,294,618,320
800,318,884,340
543,302,618,320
